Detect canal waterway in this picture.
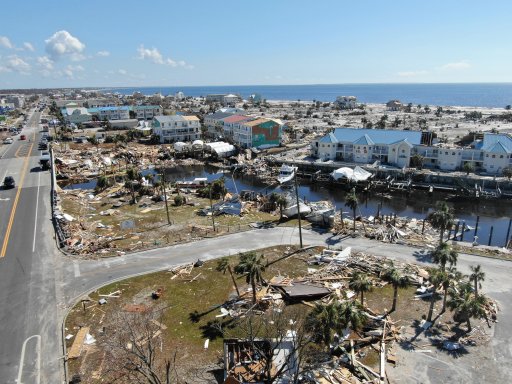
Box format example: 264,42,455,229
63,165,512,248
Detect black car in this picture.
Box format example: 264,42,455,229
3,176,15,189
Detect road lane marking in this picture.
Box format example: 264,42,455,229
0,141,34,258
17,334,41,384
32,171,41,253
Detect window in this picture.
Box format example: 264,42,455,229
492,155,496,158
500,155,504,158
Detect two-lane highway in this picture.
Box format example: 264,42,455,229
0,111,63,383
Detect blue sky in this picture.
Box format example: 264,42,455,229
1,0,511,88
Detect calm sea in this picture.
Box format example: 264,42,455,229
103,83,512,108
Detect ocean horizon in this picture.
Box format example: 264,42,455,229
102,83,512,109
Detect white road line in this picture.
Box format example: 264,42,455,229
74,262,81,277
33,171,41,252
17,334,41,384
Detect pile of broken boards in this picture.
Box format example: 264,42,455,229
332,215,438,247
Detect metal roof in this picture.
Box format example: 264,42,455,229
88,106,130,112
328,128,422,145
481,133,512,154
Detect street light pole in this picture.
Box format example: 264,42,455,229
294,170,303,248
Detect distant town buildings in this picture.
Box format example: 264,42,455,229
0,94,25,108
205,94,242,106
312,127,512,175
335,96,357,109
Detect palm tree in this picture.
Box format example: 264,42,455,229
276,195,288,221
345,188,358,233
234,252,266,304
306,302,340,346
382,264,409,312
216,257,241,297
337,300,367,332
349,272,372,305
447,282,487,332
432,242,458,271
469,264,485,297
427,268,444,322
427,201,454,245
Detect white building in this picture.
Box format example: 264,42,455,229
131,105,162,120
313,128,512,175
312,128,421,168
61,103,92,124
88,106,130,121
152,115,201,143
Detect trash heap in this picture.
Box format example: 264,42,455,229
332,214,440,247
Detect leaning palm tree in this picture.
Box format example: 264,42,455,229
432,242,458,271
427,201,454,245
216,257,240,297
234,252,266,304
349,272,372,305
427,268,444,322
345,188,358,233
469,264,485,297
439,266,465,313
382,264,409,312
447,282,487,332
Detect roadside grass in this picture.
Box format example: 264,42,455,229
65,245,320,382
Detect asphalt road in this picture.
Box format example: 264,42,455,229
0,110,62,384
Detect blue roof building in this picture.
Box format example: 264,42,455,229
313,128,422,168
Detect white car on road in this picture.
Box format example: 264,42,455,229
3,137,13,144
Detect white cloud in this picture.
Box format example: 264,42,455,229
397,70,429,77
63,64,85,79
45,30,85,61
118,69,127,75
137,44,193,69
23,42,35,52
37,56,54,70
137,45,165,64
0,54,31,74
97,50,110,57
0,36,13,49
440,61,470,70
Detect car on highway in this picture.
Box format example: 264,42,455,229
20,135,26,140
3,176,15,189
3,137,13,144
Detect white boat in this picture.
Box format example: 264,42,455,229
282,194,311,218
277,164,297,184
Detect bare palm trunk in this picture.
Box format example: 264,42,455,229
474,279,478,297
251,277,257,304
439,227,445,246
427,290,436,322
466,318,472,332
353,208,356,232
392,285,398,312
442,287,448,313
228,265,240,297
360,291,364,305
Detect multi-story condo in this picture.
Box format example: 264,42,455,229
313,128,512,175
152,115,201,143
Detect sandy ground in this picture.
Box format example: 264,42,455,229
242,100,512,146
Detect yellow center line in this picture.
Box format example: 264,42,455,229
0,142,35,258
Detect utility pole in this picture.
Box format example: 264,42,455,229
161,169,171,225
294,170,303,248
209,185,215,231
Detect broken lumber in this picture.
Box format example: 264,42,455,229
68,327,90,359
